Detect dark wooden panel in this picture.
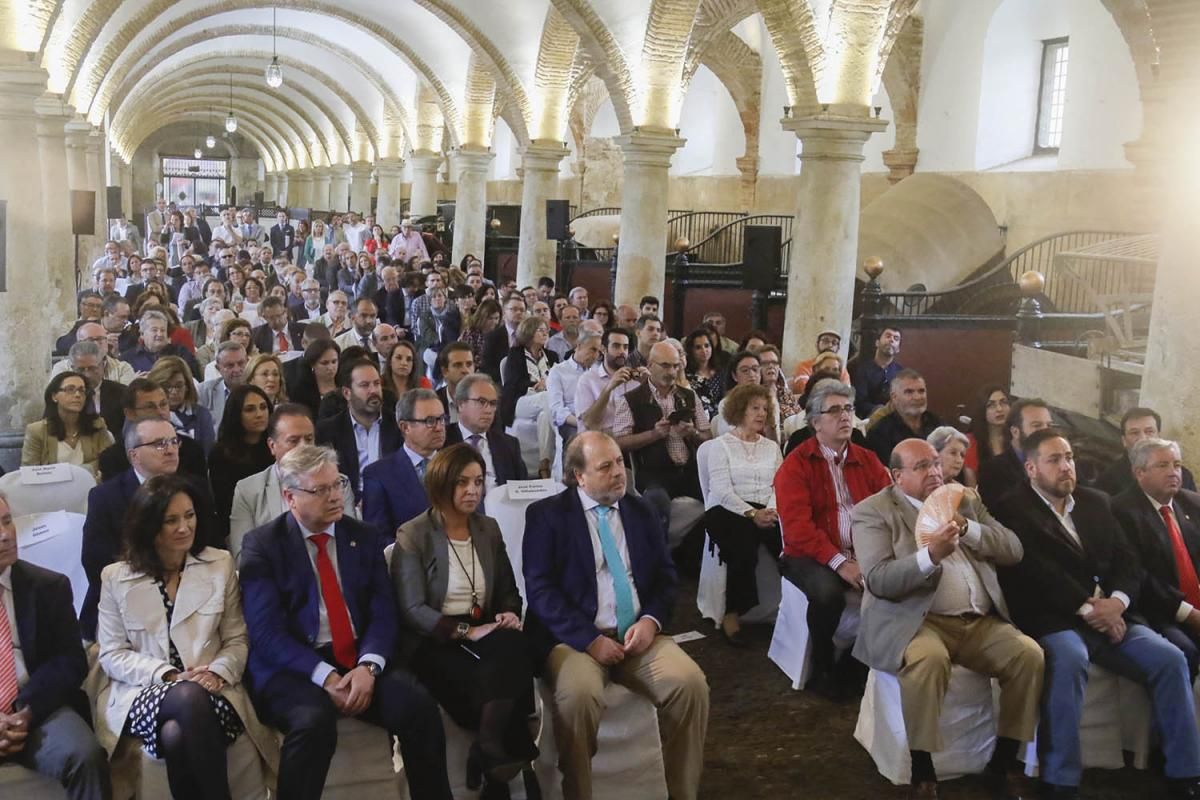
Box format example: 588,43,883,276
884,327,1014,424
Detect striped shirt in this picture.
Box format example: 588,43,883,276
820,442,856,571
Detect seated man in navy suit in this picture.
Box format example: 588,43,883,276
239,445,451,800
0,489,111,800
443,374,528,493
316,358,401,504
523,431,709,800
362,389,445,535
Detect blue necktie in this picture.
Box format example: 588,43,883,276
416,458,428,481
595,505,636,637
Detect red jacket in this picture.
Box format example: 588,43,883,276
775,436,891,563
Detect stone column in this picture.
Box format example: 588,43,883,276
121,162,134,219
328,164,351,212
374,158,405,228
780,114,887,373
1138,109,1200,458
33,93,75,331
450,147,494,263
275,172,289,207
349,160,372,215
516,141,567,289
408,150,441,218
0,52,53,427
612,130,684,306
264,173,278,207
64,118,93,258
85,129,107,260
310,166,332,211
288,169,313,209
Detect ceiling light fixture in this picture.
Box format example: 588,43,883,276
206,105,216,148
225,72,238,132
265,7,283,88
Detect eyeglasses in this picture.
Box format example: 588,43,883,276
132,437,180,452
819,404,855,418
759,359,781,368
735,364,761,374
290,475,351,498
464,397,498,409
57,385,87,396
404,415,448,429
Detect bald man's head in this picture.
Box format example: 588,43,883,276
890,439,944,501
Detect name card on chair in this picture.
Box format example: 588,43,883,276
505,479,557,502
16,510,70,548
20,463,74,485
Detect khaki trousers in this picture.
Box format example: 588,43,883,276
899,614,1043,752
544,636,709,800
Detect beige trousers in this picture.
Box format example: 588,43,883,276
899,614,1044,752
544,636,709,800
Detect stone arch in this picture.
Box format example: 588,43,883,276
414,82,446,154
139,92,319,169
462,53,497,147
755,0,823,113
114,65,360,162
44,0,462,146
637,0,703,128
879,12,922,182
90,26,412,147
110,55,381,162
126,110,291,172
532,6,581,142
548,0,636,133
145,125,246,161
694,30,761,207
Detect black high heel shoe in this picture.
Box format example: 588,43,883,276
466,742,484,791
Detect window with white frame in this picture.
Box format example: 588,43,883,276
1035,38,1069,153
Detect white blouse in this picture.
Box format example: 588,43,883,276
442,537,487,616
705,432,782,514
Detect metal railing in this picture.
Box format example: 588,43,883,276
569,207,621,221
679,213,793,269
667,211,750,260
871,230,1135,317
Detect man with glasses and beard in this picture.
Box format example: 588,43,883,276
362,389,447,535
575,328,647,435
315,359,401,504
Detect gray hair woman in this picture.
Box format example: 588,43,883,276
928,425,973,486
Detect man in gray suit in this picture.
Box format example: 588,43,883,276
853,439,1043,800
197,342,247,436
229,404,354,561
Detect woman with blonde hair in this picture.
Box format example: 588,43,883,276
244,353,288,404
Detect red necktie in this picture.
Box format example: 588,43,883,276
0,588,18,711
309,533,357,670
1161,505,1200,608
277,330,289,353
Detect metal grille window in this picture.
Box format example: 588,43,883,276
1035,38,1069,153
161,157,227,207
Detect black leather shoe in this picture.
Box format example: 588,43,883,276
988,767,1030,800
721,626,747,647
907,780,938,799
1168,778,1200,799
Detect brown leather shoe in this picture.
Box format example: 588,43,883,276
992,768,1031,800
908,780,939,800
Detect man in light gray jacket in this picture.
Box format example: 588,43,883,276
197,342,247,436
852,438,1042,800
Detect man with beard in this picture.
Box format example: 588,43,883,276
547,304,583,361
865,369,941,467
315,358,401,503
790,329,851,394
851,327,904,418
995,429,1200,800
575,328,647,435
334,298,380,354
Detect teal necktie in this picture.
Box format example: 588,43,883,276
416,458,428,481
594,505,636,637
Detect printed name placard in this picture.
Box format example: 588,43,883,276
20,463,74,485
505,479,557,502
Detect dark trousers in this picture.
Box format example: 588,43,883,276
704,506,781,616
413,627,537,759
639,461,702,536
5,707,110,800
254,666,452,800
779,555,851,676
1161,623,1200,679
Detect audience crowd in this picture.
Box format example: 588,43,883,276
2,206,1198,800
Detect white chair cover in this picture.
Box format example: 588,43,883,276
317,717,405,799
0,762,67,799
855,667,998,785
485,481,567,603
767,578,859,690
15,512,87,616
133,733,268,799
1022,665,1152,775
0,465,95,516
534,680,667,800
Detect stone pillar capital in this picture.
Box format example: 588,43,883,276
612,129,685,168
781,113,889,161
350,160,373,179
520,140,569,173
449,146,495,177
374,157,405,179
408,150,442,171
311,165,332,178
0,59,49,119
329,163,352,180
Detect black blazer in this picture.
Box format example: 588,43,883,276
374,287,407,329
97,379,126,438
97,435,208,484
315,410,402,503
994,482,1142,641
269,223,295,255
10,561,89,726
444,425,528,485
251,321,305,355
500,345,559,428
481,325,512,382
1113,487,1200,631
978,447,1026,510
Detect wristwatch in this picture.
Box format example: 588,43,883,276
360,662,382,678
456,622,471,640
743,509,757,519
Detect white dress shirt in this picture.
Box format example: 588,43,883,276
457,423,497,497
1030,486,1130,615
0,567,29,687
296,522,385,686
351,415,382,487
576,489,645,631
547,357,588,427
573,362,638,433
344,223,369,253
